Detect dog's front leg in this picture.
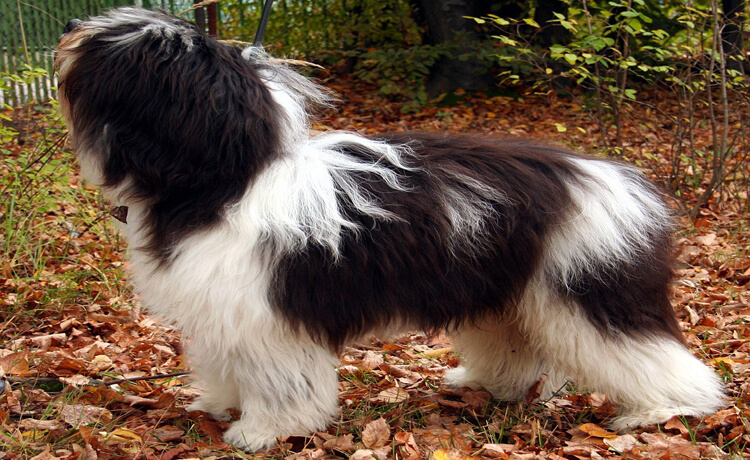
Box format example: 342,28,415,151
185,341,241,421
213,334,340,452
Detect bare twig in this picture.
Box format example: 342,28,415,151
3,372,191,389
102,372,191,386
178,0,222,16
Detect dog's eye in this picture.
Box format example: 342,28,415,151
63,19,82,35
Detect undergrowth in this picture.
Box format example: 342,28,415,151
0,101,126,326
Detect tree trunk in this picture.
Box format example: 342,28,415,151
721,0,746,74
415,0,495,97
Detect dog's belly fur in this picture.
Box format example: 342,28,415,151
55,8,725,452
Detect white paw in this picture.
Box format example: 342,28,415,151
186,398,232,422
223,422,279,452
443,367,482,390
609,409,678,431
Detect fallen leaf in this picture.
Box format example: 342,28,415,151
372,387,409,404
694,233,717,246
29,445,59,460
19,419,61,431
0,353,30,376
59,404,113,427
361,350,384,370
603,434,639,453
350,449,387,460
422,347,452,358
322,433,356,452
481,443,517,457
362,417,391,449
88,355,113,372
577,423,618,438
149,426,185,443
106,428,142,444
431,448,471,460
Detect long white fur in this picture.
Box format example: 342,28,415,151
546,157,673,287
446,160,724,426
520,275,724,429
120,183,340,450
446,162,724,424
443,314,568,401
448,275,725,430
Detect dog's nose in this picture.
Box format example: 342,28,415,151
63,19,82,35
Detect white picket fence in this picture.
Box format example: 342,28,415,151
0,53,59,107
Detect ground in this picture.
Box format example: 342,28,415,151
1,76,749,459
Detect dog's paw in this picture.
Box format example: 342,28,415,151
608,409,679,432
442,366,483,390
186,397,232,422
223,422,278,452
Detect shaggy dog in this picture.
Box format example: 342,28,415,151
56,8,724,451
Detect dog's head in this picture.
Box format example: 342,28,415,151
55,8,332,259
56,8,284,193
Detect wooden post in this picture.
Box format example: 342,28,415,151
193,0,205,35
207,3,217,38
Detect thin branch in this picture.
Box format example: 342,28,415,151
102,372,191,386
178,0,222,16
3,372,191,390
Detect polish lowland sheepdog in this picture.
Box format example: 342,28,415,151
56,8,724,451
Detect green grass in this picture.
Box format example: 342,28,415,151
1,105,127,326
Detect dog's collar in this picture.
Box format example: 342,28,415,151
110,205,129,224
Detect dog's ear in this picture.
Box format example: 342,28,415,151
61,14,282,195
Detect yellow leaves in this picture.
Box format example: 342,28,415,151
421,347,452,358
106,427,143,444
87,354,113,373
431,449,454,460
713,356,736,366
431,448,472,460
17,430,46,442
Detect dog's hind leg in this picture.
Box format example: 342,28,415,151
518,278,725,430
444,314,567,401
221,333,340,452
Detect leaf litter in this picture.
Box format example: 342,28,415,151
1,78,749,459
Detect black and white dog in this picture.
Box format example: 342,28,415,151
56,8,723,451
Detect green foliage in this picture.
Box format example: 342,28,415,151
218,0,421,61
480,0,750,214
484,1,678,101
354,45,446,112
217,0,445,110
1,72,124,318
0,66,49,142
